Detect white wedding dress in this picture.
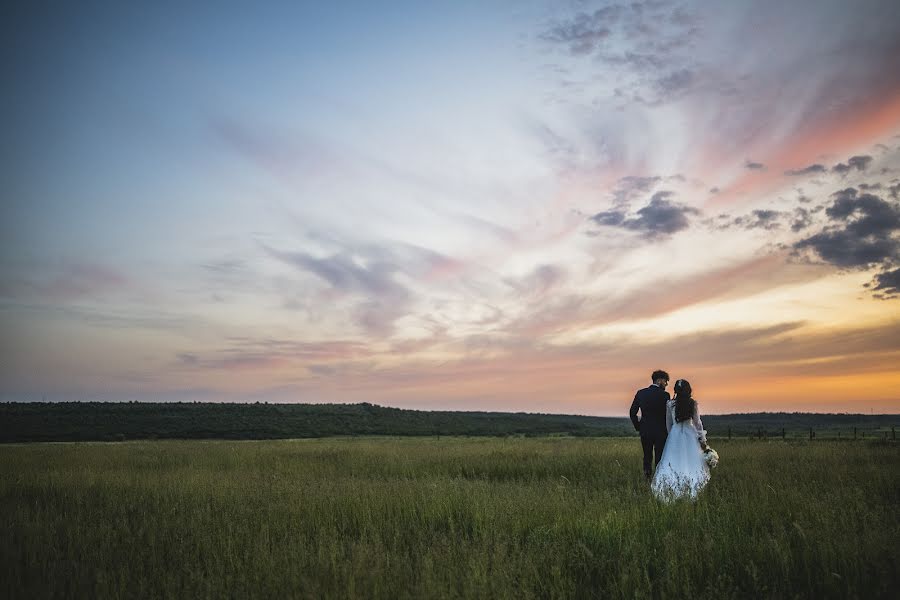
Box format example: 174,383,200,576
651,399,710,502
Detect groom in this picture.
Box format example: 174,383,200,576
629,370,670,481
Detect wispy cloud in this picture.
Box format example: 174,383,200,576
785,164,827,177
0,262,130,302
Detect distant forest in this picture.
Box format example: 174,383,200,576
1,402,896,443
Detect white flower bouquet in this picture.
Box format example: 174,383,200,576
702,446,719,468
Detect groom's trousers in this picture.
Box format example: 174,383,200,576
640,433,667,478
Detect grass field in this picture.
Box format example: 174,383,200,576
2,437,898,599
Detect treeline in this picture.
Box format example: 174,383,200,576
0,402,895,443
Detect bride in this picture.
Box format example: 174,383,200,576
651,379,710,501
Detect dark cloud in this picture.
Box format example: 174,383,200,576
793,188,900,281
590,210,625,226
889,182,900,200
869,268,900,298
791,207,813,232
744,160,765,170
626,191,700,234
718,209,784,231
825,188,900,237
592,191,700,236
831,155,873,175
794,230,897,269
785,164,827,176
858,182,882,191
746,209,782,229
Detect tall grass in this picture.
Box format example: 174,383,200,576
2,437,897,598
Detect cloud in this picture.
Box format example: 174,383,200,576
655,68,695,98
743,209,782,230
785,164,827,176
795,231,898,269
625,191,701,234
539,8,617,56
538,1,700,106
261,232,474,336
793,188,900,278
591,191,701,236
745,160,765,170
590,210,626,226
869,267,900,299
888,182,900,200
717,209,785,231
610,175,664,204
831,155,873,175
262,244,413,336
0,262,130,302
825,188,900,236
175,338,371,372
791,207,813,232
504,264,567,298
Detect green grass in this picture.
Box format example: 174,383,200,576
2,438,897,599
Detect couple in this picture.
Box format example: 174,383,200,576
629,370,711,501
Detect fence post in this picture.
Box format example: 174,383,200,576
728,427,731,440
893,426,895,441
782,427,785,440
854,427,857,440
809,427,813,440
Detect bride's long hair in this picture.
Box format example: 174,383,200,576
673,379,696,423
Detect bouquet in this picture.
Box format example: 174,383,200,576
699,432,718,468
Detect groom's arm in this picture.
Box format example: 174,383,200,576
629,394,641,431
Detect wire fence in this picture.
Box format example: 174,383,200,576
714,426,897,441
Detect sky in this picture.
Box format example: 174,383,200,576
2,0,899,415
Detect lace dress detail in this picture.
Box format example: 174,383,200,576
651,400,710,502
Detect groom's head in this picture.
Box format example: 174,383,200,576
651,370,670,387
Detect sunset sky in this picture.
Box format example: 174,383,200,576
2,0,899,415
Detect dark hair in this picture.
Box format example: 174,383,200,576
673,379,696,423
651,369,669,383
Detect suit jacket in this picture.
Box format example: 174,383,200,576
629,385,670,437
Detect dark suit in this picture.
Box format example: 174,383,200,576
629,384,670,478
